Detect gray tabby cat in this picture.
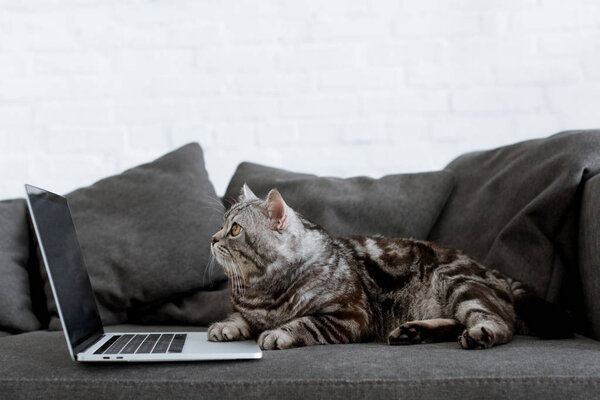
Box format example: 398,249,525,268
208,184,571,350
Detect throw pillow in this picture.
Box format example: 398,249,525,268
41,143,227,329
223,162,456,240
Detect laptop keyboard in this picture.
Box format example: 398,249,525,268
136,334,160,353
94,333,187,355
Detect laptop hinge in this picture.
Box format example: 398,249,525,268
73,330,105,356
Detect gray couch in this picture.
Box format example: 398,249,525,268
1,131,599,399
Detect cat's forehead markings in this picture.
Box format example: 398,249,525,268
225,201,256,221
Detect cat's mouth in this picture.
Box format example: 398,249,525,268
211,243,226,261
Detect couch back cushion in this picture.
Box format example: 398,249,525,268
39,143,227,329
428,130,600,336
224,162,456,240
132,163,456,327
0,199,42,333
579,173,600,340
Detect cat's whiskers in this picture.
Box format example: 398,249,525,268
230,260,238,296
221,256,241,299
204,252,218,285
235,267,243,299
203,253,211,284
204,193,226,210
198,204,227,214
234,262,246,299
229,259,246,300
213,246,241,297
238,264,247,299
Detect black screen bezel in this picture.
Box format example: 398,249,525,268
25,184,104,358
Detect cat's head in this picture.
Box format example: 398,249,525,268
210,184,310,283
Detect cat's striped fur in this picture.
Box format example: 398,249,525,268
208,185,571,350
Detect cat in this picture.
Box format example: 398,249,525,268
208,184,572,350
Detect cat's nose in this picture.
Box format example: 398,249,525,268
211,236,219,245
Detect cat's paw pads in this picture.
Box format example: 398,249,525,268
459,326,495,350
388,324,422,345
207,321,250,342
258,329,295,350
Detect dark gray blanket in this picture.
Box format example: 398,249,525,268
429,130,600,338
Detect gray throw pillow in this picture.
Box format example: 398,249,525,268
0,199,41,333
224,162,456,240
41,143,227,329
129,280,232,327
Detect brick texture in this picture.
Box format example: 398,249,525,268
1,0,599,198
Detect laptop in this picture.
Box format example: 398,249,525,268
25,184,262,362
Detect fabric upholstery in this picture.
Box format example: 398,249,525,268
2,133,600,400
224,162,456,240
428,130,600,338
40,143,227,329
0,199,41,333
0,327,598,399
579,173,600,339
141,163,455,326
129,280,232,326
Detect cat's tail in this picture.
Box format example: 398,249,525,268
510,280,574,339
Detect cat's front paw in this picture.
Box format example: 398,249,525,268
207,320,251,342
258,329,295,350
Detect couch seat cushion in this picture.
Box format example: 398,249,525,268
0,326,598,399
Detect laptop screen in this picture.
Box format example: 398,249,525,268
25,185,103,356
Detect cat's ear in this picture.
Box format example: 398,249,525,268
239,183,258,201
266,189,287,230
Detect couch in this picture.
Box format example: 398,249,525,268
1,131,599,399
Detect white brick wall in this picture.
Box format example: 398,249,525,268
1,0,599,199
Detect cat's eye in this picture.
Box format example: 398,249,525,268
230,223,242,237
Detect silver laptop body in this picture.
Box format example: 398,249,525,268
25,184,262,362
